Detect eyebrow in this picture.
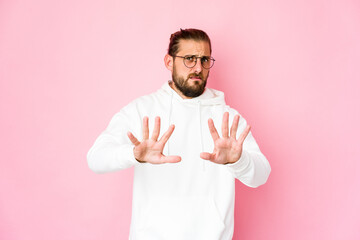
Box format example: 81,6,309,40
184,54,211,57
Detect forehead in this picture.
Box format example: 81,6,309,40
177,39,211,56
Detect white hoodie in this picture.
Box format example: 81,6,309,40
87,82,271,240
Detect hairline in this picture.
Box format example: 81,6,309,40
173,39,212,57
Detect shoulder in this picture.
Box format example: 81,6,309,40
208,89,245,120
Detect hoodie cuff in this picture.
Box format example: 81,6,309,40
117,144,142,167
226,150,251,173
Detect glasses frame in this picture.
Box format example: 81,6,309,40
173,55,216,69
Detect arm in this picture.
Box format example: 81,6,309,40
87,103,181,174
226,125,271,188
87,103,141,173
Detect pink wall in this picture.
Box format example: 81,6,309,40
1,0,359,239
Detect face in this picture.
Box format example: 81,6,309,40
167,39,211,98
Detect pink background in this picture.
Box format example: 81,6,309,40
1,0,359,239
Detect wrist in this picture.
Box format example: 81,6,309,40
133,147,146,163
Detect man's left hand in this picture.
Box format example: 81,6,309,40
200,112,251,164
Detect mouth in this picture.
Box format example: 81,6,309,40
189,75,202,81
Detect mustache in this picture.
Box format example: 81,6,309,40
187,73,204,80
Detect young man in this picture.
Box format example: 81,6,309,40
87,28,271,240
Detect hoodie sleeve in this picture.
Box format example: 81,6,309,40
87,102,141,174
226,110,271,188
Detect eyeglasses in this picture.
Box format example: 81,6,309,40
173,55,215,69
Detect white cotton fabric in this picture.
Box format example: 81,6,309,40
87,82,271,240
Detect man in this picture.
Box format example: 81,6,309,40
87,28,271,240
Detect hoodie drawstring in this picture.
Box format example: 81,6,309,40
198,101,206,171
167,91,174,155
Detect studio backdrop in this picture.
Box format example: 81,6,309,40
1,0,359,239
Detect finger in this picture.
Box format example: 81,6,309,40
222,112,229,138
151,116,161,141
208,118,220,141
230,115,240,139
200,152,216,161
161,155,182,163
142,116,149,140
159,124,175,145
237,125,251,144
127,132,140,146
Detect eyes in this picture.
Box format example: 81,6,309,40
184,55,210,63
176,55,215,69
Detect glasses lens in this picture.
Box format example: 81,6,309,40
182,55,214,69
183,56,196,68
201,57,212,69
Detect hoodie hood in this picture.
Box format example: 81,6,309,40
159,81,226,171
160,81,225,106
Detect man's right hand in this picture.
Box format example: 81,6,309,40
127,116,181,164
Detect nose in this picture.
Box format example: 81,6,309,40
192,58,203,73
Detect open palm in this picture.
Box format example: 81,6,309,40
127,116,181,164
200,112,251,164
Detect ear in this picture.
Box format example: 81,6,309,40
164,54,174,72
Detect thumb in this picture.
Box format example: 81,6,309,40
200,152,215,161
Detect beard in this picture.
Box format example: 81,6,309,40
172,66,209,98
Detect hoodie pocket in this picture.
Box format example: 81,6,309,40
135,196,226,240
